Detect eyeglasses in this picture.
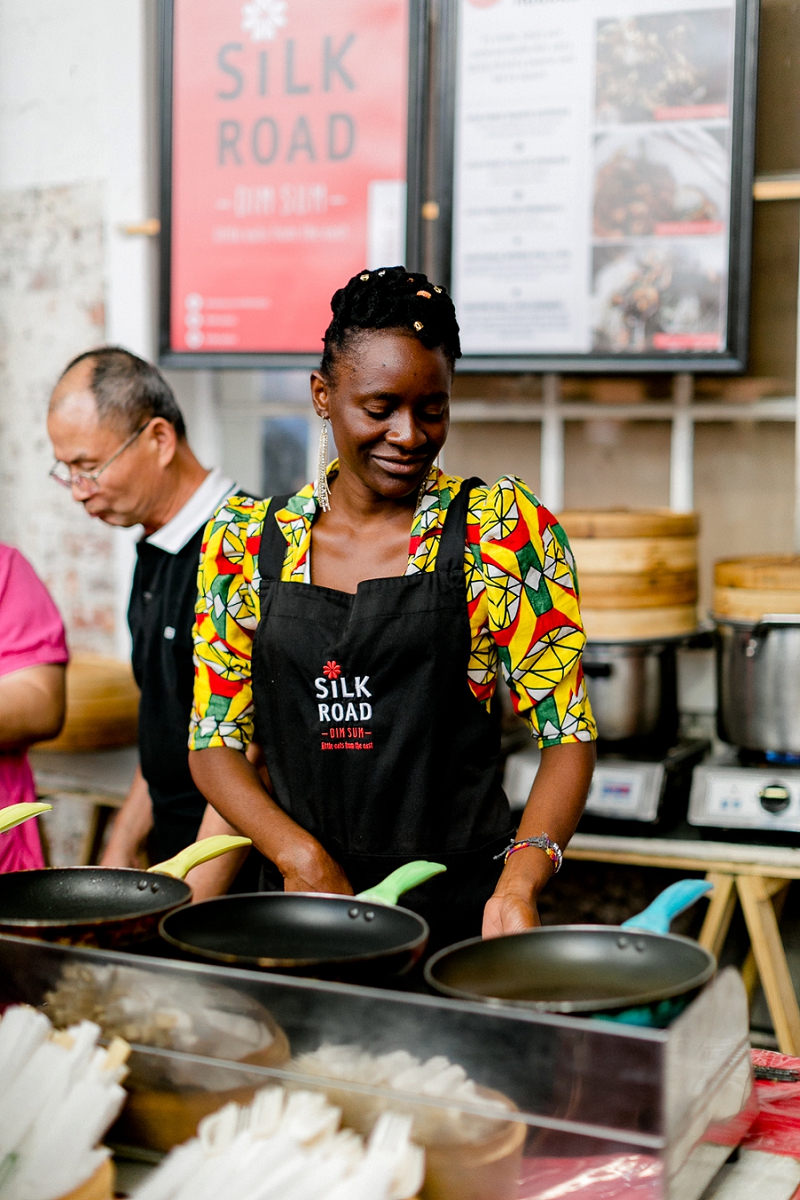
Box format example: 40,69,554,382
49,420,152,494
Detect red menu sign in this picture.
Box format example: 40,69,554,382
169,0,410,355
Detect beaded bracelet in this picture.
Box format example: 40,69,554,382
494,833,563,874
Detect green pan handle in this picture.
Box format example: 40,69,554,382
356,861,447,906
149,835,252,880
0,802,52,835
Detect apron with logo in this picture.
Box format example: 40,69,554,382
251,478,514,947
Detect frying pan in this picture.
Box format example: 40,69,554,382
159,860,446,980
0,834,251,948
425,880,716,1021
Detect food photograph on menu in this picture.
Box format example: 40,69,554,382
592,127,727,239
595,8,733,125
591,239,726,353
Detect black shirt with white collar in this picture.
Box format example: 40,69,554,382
128,468,238,860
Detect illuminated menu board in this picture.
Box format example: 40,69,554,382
450,0,757,370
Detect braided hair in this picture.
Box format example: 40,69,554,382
320,266,461,379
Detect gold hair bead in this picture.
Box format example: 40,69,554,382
360,273,369,281
408,277,414,282
433,286,442,293
416,290,431,299
414,321,424,331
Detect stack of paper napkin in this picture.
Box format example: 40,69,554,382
133,1086,424,1200
0,1005,129,1200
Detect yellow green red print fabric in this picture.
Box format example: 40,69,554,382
189,464,597,752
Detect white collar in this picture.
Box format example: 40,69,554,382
145,467,236,554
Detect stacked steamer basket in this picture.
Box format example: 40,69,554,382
539,509,707,829
558,509,699,643
557,509,700,751
714,555,800,625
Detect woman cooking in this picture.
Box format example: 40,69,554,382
188,267,596,945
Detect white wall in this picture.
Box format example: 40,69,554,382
0,0,155,659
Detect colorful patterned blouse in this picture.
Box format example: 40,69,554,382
189,465,596,752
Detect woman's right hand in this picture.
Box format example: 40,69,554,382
280,837,353,895
189,745,354,895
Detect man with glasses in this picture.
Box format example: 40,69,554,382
47,347,250,875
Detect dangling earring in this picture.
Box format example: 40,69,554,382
316,418,331,512
416,454,438,511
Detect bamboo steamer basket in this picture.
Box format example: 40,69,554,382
714,556,800,621
57,1158,114,1200
308,1081,524,1200
559,510,698,540
116,1024,291,1153
567,536,697,575
35,654,139,752
420,1095,526,1200
559,509,699,640
579,569,697,608
580,605,699,640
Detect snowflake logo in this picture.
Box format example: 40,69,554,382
241,0,287,42
322,660,342,680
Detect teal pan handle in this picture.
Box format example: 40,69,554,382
596,995,693,1029
621,879,713,935
594,879,713,1027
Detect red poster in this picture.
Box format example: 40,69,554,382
170,0,409,355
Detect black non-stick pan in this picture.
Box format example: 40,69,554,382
425,880,716,1022
0,835,250,948
159,860,445,980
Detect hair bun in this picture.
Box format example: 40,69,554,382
321,265,461,379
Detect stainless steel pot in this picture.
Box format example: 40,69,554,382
715,613,800,754
583,639,679,746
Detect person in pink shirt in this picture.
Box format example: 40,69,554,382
0,544,68,871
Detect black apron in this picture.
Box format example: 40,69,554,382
129,530,208,861
252,478,514,947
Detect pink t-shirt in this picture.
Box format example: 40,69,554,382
0,545,68,872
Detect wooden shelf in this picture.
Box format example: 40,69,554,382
754,174,800,201
448,397,797,423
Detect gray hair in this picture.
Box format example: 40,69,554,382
58,346,187,439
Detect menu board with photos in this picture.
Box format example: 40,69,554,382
160,0,416,363
450,0,758,370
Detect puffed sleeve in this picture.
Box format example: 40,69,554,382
188,496,267,751
0,545,69,676
479,477,597,747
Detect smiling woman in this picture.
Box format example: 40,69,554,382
188,266,597,949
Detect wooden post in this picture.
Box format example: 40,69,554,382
740,880,790,1005
699,872,737,959
737,875,800,1055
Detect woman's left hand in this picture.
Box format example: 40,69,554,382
482,890,541,939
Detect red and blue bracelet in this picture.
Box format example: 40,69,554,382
494,833,563,874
